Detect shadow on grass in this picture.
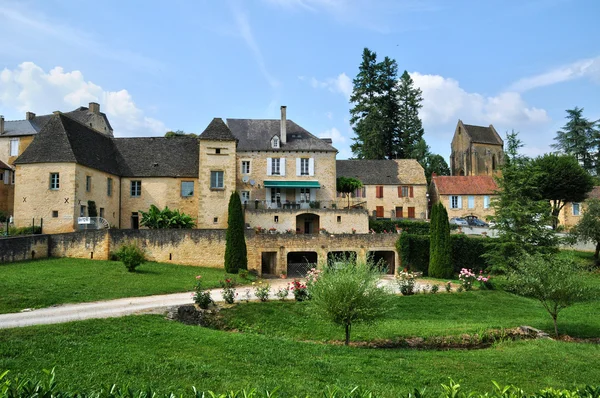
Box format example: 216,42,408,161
133,269,161,275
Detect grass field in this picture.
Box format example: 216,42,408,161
1,315,599,397
0,258,251,314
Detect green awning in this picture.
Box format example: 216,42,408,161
263,180,321,189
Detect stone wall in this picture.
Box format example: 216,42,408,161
50,230,111,260
244,208,369,234
0,234,49,263
361,184,428,220
75,165,121,228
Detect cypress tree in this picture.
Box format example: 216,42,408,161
428,203,439,277
224,192,247,273
429,203,453,278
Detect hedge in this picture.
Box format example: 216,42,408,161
369,219,430,235
398,233,490,275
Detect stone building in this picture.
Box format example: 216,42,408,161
336,159,428,220
429,175,498,221
450,120,504,176
0,103,112,217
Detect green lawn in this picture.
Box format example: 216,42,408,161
216,290,600,341
0,316,599,397
0,258,249,313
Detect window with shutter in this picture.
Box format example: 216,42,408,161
376,206,384,218
408,207,415,218
395,207,403,218
398,186,403,197
409,186,414,198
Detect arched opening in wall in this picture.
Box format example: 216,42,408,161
458,169,465,176
295,213,320,234
368,251,395,275
327,251,357,269
287,251,317,277
261,252,277,275
492,154,497,171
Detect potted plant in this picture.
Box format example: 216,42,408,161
319,227,328,235
269,227,277,234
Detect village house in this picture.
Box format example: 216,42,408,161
0,103,112,217
428,175,498,222
335,159,428,220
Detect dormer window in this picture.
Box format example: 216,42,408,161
271,135,280,149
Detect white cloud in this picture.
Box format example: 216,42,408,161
319,126,352,159
0,62,166,137
509,56,600,92
230,3,279,89
303,72,352,100
410,72,550,126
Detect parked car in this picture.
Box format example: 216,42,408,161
449,217,469,226
464,215,489,227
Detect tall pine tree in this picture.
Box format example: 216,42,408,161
552,107,600,175
350,48,385,159
396,71,424,159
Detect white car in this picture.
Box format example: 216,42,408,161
449,217,469,226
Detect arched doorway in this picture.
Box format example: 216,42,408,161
295,213,320,234
287,251,318,277
368,251,396,275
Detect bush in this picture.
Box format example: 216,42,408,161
115,240,146,272
290,279,309,302
193,275,213,309
369,219,430,235
140,204,195,229
254,281,271,302
7,226,42,236
310,260,391,345
220,278,237,304
395,271,418,295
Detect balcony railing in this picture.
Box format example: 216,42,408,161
244,200,366,211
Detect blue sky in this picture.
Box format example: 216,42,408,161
1,0,599,161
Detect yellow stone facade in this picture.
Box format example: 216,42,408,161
450,121,503,177
360,184,428,220
438,193,496,221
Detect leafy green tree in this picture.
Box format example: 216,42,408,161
532,154,594,229
571,199,600,265
396,70,424,159
336,177,363,209
508,253,590,337
350,48,385,159
428,203,452,278
310,260,391,345
164,130,198,138
224,192,247,274
140,205,195,229
485,131,558,272
552,107,599,175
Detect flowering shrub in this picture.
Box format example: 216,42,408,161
193,275,213,309
220,278,237,304
238,269,249,280
459,268,476,291
289,279,309,301
477,271,494,290
351,228,356,234
395,271,420,296
276,286,289,300
319,227,328,234
431,284,439,294
254,281,271,302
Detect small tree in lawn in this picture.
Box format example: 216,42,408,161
310,260,391,345
429,203,453,278
336,177,363,209
115,240,146,272
571,198,600,267
508,253,590,338
224,192,247,274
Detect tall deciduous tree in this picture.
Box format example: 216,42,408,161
336,177,363,209
224,192,247,274
552,107,599,175
532,154,594,229
396,70,424,159
350,48,385,160
485,131,558,272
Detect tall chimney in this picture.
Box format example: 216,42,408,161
280,105,287,144
26,112,36,120
89,102,100,114
0,115,4,135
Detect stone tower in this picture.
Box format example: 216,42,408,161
197,118,238,229
450,120,504,176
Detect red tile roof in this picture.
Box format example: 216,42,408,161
433,175,498,195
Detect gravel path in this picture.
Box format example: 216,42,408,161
0,277,438,330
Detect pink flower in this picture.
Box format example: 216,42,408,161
196,275,202,280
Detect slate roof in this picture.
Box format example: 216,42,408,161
463,124,503,145
199,118,236,141
114,137,199,177
336,159,426,185
432,175,498,195
226,119,337,152
1,107,112,137
14,114,121,175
